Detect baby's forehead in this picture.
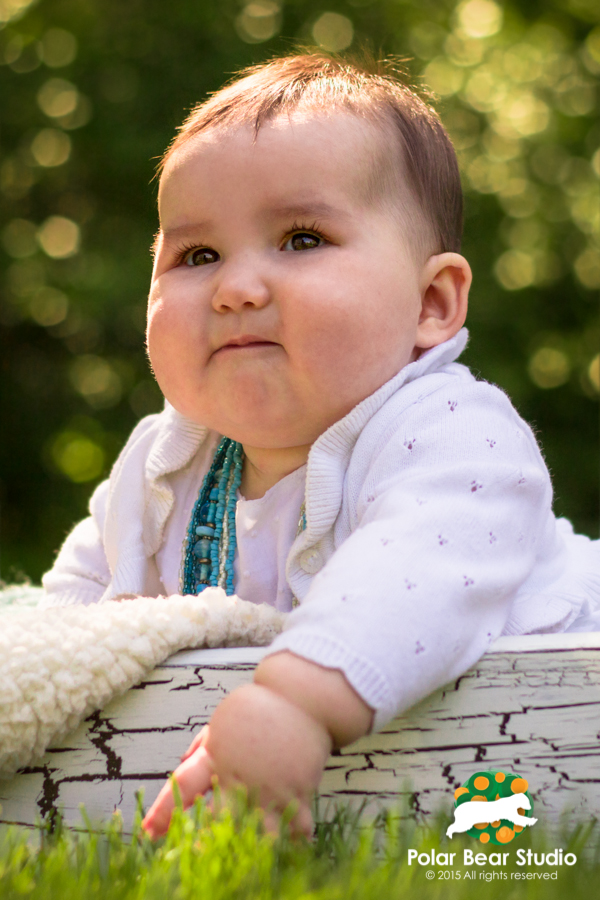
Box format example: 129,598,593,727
162,108,404,213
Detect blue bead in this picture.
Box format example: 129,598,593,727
181,438,254,596
192,539,211,558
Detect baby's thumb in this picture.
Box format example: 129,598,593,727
181,725,208,762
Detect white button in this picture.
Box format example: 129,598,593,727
299,548,323,574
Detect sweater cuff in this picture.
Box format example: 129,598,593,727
264,629,395,733
39,588,105,608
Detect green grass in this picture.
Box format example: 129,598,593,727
0,794,598,899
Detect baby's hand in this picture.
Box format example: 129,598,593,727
141,683,332,838
141,651,373,839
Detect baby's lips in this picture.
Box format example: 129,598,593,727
214,333,280,353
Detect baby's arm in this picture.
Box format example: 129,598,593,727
142,651,373,838
41,412,167,606
41,479,111,606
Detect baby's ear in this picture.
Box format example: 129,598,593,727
415,252,471,350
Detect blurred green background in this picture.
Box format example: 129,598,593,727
0,0,598,584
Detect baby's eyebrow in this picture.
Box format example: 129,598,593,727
160,223,212,242
159,201,352,245
265,201,352,221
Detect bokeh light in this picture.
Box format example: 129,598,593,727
30,128,71,167
589,356,600,393
37,216,80,258
37,78,79,118
69,355,122,409
312,12,354,52
574,248,600,289
235,2,281,44
528,347,571,389
0,0,36,25
494,250,536,290
456,0,503,39
423,58,465,96
37,28,77,68
49,431,105,483
29,286,69,327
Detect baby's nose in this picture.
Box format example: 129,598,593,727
211,259,270,312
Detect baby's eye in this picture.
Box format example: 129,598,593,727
283,231,323,252
183,247,219,266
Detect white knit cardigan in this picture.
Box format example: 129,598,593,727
42,329,600,730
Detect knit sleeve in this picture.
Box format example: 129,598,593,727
41,479,111,607
40,411,165,607
265,380,569,731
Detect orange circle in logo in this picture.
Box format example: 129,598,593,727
480,833,490,843
474,776,489,790
495,772,506,782
496,826,515,843
454,787,469,800
511,778,529,793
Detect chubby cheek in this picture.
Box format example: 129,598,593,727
146,285,207,410
289,294,408,407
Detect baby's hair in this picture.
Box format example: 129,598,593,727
157,50,463,257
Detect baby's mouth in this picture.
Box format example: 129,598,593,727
215,335,279,354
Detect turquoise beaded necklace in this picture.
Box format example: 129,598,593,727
180,437,307,597
180,437,244,596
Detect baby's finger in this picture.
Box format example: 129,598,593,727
292,803,314,841
142,747,214,839
261,802,312,841
275,798,313,841
262,808,281,837
180,725,208,761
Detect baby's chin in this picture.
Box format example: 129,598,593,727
165,369,361,446
171,401,324,449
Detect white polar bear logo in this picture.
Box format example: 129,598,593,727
446,793,537,838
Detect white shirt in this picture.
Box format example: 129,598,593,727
41,330,600,729
156,446,306,612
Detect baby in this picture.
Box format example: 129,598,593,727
41,53,599,837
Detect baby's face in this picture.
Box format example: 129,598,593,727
148,111,428,449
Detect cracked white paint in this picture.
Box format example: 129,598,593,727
1,635,599,833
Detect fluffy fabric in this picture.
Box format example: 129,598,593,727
0,588,285,777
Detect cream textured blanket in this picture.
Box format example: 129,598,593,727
0,586,285,777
